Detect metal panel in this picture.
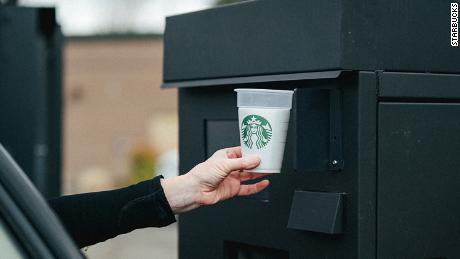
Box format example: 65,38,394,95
162,71,342,89
379,72,460,100
225,242,289,259
287,191,344,234
356,72,378,259
164,0,459,82
378,103,460,258
178,74,361,259
293,88,330,172
206,120,239,157
0,7,62,198
293,88,344,172
0,7,41,185
164,0,342,81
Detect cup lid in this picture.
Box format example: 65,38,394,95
235,88,294,109
234,89,294,94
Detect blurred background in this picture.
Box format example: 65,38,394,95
0,0,242,258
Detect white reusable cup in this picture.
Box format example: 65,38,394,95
235,88,294,173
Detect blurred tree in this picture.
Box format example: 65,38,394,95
129,145,157,184
216,0,245,6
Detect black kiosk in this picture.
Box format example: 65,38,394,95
0,6,63,198
163,1,460,258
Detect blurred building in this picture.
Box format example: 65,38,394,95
63,35,178,194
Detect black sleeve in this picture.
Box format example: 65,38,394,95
48,175,176,248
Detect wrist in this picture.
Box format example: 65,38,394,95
160,174,201,214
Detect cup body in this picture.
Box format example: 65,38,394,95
238,108,290,173
235,89,294,173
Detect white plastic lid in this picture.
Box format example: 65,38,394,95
235,88,294,109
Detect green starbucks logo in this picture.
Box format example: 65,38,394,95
241,115,272,149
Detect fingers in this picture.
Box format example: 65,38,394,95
237,172,269,182
224,146,242,159
212,146,242,159
224,155,260,172
237,180,270,196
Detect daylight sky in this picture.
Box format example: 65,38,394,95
20,0,215,35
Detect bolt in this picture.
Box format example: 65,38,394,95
331,160,338,165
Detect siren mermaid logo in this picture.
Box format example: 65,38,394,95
241,115,272,149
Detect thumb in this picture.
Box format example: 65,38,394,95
224,155,260,172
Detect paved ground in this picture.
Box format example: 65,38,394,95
84,224,178,259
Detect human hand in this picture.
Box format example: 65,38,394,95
161,147,269,214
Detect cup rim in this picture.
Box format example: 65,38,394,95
238,106,292,109
234,88,294,94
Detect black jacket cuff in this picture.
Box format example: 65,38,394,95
118,175,176,233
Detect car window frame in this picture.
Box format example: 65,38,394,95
0,185,51,258
0,144,83,259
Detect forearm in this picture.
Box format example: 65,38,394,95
49,176,176,248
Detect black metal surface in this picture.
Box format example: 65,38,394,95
0,6,62,198
0,0,17,5
162,70,343,89
293,88,330,172
287,191,344,234
164,0,459,82
378,103,460,258
0,145,83,259
165,1,460,258
178,74,361,259
328,90,344,171
379,72,460,100
206,120,239,157
356,72,378,259
225,242,289,259
164,0,342,82
46,23,64,199
175,62,460,259
293,87,345,173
